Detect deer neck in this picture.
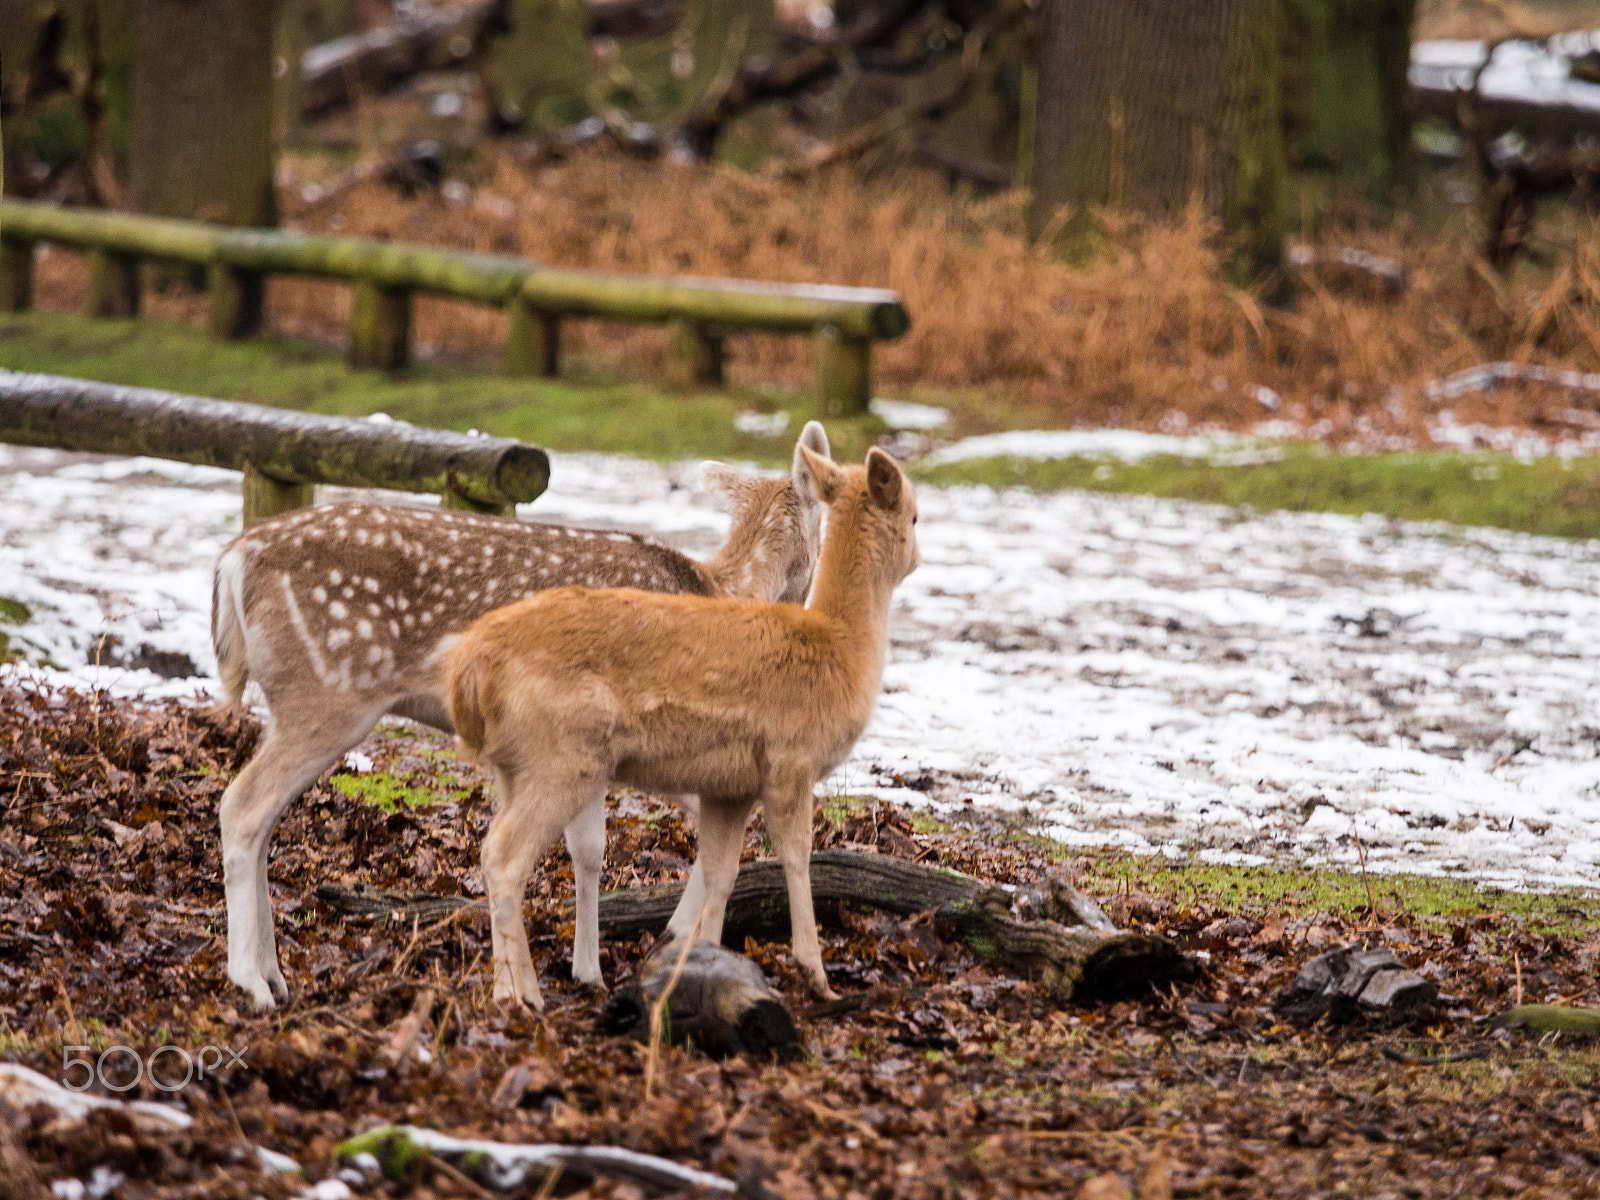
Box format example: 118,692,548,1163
807,494,897,664
702,518,780,599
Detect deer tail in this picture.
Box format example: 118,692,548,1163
447,652,489,759
209,545,252,715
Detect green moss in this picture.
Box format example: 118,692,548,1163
330,771,467,813
0,310,888,467
335,1129,429,1183
1065,850,1596,937
0,597,31,624
916,449,1600,541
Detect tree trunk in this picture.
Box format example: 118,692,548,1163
489,0,590,132
129,0,278,227
1279,0,1417,202
1031,0,1285,277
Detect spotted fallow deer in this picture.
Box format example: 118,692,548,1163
214,423,830,1012
445,445,920,1009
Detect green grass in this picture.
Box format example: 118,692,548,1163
0,310,890,466
330,770,468,813
917,449,1600,541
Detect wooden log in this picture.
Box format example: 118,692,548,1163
242,464,315,528
0,200,910,343
503,298,560,378
315,851,1194,1005
349,282,412,371
0,241,33,312
815,326,871,416
668,319,725,386
0,203,221,264
208,263,265,340
441,490,516,518
0,372,550,506
298,1,503,114
86,249,140,318
517,267,907,339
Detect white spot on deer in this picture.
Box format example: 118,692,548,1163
607,533,630,543
515,575,527,586
312,586,327,603
549,553,563,565
373,512,387,524
355,671,374,690
279,573,334,686
356,529,369,545
367,603,380,617
389,620,401,636
366,644,384,665
329,569,343,585
397,596,409,611
403,614,415,628
329,601,348,619
328,628,351,650
484,545,495,558
342,587,355,599
357,619,373,639
420,611,433,624
372,534,385,548
293,536,304,549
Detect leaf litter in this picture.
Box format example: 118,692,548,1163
2,682,1600,1198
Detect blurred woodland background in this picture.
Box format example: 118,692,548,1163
4,0,1600,444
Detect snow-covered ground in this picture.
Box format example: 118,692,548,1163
4,442,1600,892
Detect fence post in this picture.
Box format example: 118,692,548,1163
209,264,265,339
668,320,726,386
87,249,141,318
0,240,34,311
441,490,516,518
241,464,315,528
504,297,559,377
814,325,871,416
349,282,411,370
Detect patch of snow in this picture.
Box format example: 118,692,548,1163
870,398,949,430
343,751,374,774
733,410,791,436
923,428,1277,466
6,446,1600,891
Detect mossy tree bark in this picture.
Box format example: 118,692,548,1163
680,0,775,122
1279,0,1417,202
490,0,591,132
1031,0,1286,278
129,0,278,228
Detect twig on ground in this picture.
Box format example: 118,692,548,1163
644,910,704,1102
428,1154,498,1200
1380,1045,1491,1066
1515,952,1524,1007
1352,819,1379,922
1490,737,1535,772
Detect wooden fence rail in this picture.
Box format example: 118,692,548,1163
0,370,550,526
0,199,909,415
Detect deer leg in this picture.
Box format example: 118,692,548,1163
219,709,380,1011
564,798,606,987
764,774,834,999
484,769,605,1010
690,793,757,948
662,793,709,942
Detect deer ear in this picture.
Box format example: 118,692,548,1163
700,461,754,512
865,446,903,509
797,444,846,505
792,422,831,508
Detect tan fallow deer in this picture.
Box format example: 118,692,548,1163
445,445,920,1009
214,423,830,1012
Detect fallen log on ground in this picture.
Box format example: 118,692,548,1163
315,850,1194,1004
337,1125,739,1194
299,1,505,115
